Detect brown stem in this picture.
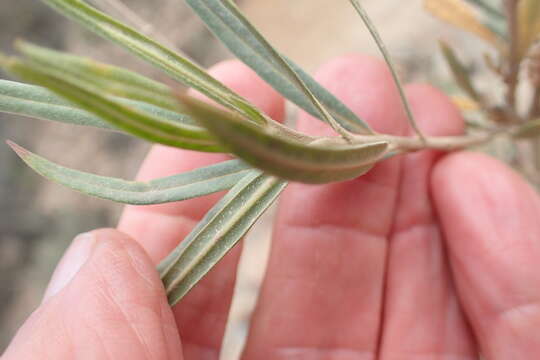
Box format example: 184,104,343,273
505,0,521,108
351,131,504,153
515,142,540,184
526,87,540,174
383,133,494,152
529,87,540,119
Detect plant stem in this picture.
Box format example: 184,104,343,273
529,87,540,119
349,0,426,143
381,133,494,152
504,0,521,108
352,130,507,153
527,86,540,174
325,117,358,142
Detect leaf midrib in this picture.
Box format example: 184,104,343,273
164,174,279,293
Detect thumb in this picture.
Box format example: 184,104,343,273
3,229,183,360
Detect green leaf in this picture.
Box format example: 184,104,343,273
0,79,113,129
424,0,504,50
118,98,199,127
178,94,389,184
0,78,202,130
462,1,506,39
349,0,425,141
159,171,287,305
185,0,373,135
41,0,268,125
8,141,252,205
464,0,505,20
439,40,482,102
2,56,224,152
16,40,180,111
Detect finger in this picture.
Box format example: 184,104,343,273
3,229,182,360
242,54,409,359
379,85,477,359
118,60,285,359
432,152,540,359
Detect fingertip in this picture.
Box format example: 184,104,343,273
90,228,146,257
405,83,464,136
432,151,527,199
17,228,181,359
89,228,159,285
431,154,540,357
431,151,540,258
90,228,135,244
432,151,480,181
297,53,408,136
44,228,160,306
312,54,389,86
432,152,499,205
198,59,285,122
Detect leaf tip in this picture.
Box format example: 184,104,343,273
0,52,11,67
6,140,30,159
13,38,35,57
0,53,20,74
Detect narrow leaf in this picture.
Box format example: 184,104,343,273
463,0,507,39
41,0,268,125
0,79,200,130
185,0,373,134
349,0,425,141
439,40,482,102
464,0,504,20
8,141,251,205
194,0,357,139
0,79,113,129
424,0,505,50
3,57,224,152
178,94,389,184
159,171,287,305
17,40,180,111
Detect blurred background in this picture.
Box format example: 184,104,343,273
0,0,494,355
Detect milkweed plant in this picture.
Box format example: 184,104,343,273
0,0,538,306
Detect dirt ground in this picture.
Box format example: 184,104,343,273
0,0,495,356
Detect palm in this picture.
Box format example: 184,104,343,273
118,55,540,359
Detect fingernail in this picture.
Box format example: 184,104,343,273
43,232,97,302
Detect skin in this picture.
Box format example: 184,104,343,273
3,54,540,360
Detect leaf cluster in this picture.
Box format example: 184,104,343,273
1,0,539,303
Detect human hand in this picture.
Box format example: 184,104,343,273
3,55,540,360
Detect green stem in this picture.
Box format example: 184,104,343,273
348,0,426,143
351,129,511,153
